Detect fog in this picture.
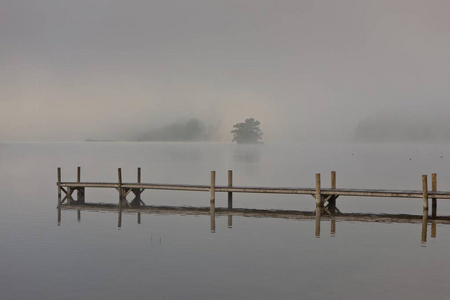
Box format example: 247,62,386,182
2,0,450,142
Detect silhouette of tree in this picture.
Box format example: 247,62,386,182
231,118,263,144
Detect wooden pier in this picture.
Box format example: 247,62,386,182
57,167,448,212
57,167,450,242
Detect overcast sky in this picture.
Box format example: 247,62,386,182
2,0,450,142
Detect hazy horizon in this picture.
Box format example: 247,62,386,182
2,0,450,142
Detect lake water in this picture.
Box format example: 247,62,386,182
1,142,450,299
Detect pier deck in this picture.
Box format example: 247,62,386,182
59,181,450,199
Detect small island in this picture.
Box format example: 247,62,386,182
231,118,263,144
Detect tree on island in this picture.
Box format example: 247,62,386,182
231,118,263,144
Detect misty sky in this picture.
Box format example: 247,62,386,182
2,0,450,142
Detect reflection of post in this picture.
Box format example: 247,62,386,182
118,168,123,228
422,175,428,210
315,206,321,237
210,211,216,233
432,173,437,218
421,208,428,244
118,208,122,228
331,219,336,237
77,209,81,222
228,214,232,228
57,168,62,224
137,212,141,224
431,221,436,238
228,170,233,209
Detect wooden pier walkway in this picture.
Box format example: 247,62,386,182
58,168,449,219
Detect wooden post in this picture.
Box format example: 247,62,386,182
315,173,322,207
228,214,232,228
77,209,81,222
137,212,141,224
67,187,72,206
57,168,62,208
329,171,336,208
118,168,123,226
422,175,428,210
77,167,84,204
118,168,123,203
57,168,61,224
228,170,233,209
432,173,437,218
210,171,216,214
133,167,142,208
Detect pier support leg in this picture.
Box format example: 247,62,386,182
422,175,428,210
57,167,61,224
228,170,233,209
210,171,216,233
118,168,123,227
315,173,322,207
315,173,322,237
328,171,337,209
76,167,85,204
210,171,216,213
432,173,437,218
77,188,85,204
131,168,143,207
67,187,72,206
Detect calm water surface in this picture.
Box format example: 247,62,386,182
1,142,450,299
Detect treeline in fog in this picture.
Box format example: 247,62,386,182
134,118,217,142
354,115,450,143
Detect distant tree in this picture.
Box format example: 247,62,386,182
231,118,263,144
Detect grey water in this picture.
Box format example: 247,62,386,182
1,142,450,299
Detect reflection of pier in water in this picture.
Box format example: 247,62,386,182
59,203,448,244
